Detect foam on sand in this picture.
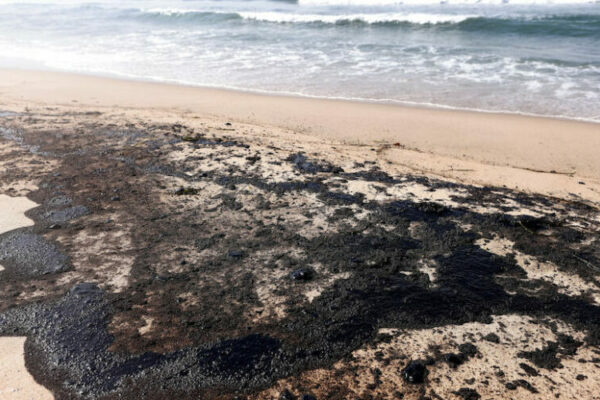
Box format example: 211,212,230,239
0,195,52,399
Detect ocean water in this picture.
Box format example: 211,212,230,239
0,0,599,121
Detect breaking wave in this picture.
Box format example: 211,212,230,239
139,8,600,38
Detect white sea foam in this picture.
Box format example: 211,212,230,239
143,8,209,16
142,8,477,25
298,0,596,5
136,7,484,25
237,11,476,24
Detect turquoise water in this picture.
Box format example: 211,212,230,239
0,0,599,121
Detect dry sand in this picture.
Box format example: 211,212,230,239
0,337,53,400
0,195,37,237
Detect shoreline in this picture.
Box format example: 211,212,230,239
29,66,600,125
1,67,599,204
5,66,600,122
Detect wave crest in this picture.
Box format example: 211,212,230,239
237,11,476,24
138,9,600,37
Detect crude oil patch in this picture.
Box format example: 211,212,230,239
0,108,599,399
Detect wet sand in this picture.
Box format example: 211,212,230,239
0,70,600,399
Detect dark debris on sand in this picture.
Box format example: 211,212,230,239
0,113,599,399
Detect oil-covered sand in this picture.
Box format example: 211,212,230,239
0,104,600,400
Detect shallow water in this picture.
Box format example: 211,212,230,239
0,0,599,121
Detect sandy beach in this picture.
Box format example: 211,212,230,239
1,69,600,399
2,69,599,204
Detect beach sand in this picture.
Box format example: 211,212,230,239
0,68,599,399
0,195,53,399
0,337,53,400
0,195,37,234
1,68,599,204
